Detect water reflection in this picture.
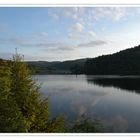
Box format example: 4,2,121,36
103,115,129,133
87,76,140,94
36,75,140,132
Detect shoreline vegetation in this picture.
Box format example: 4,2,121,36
28,45,140,75
0,53,102,133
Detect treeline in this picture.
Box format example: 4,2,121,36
27,59,86,74
2,45,140,75
28,45,140,75
0,54,102,133
87,76,140,94
85,45,140,75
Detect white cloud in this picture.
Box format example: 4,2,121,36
68,32,81,39
40,32,48,37
78,40,108,47
88,30,96,37
49,7,85,23
63,7,85,21
51,13,59,20
68,22,85,39
90,7,126,21
72,22,84,32
0,37,27,46
43,42,75,51
48,10,60,20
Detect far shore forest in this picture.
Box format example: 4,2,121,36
27,45,140,75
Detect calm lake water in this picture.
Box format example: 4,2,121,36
35,75,140,133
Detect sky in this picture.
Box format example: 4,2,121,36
1,7,140,61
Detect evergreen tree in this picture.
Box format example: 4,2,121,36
10,53,50,132
0,64,26,132
9,53,66,132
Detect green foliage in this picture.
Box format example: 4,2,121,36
70,64,84,74
85,45,140,75
46,117,67,133
71,118,103,133
0,97,26,132
0,66,26,132
10,54,41,131
0,53,67,133
27,59,86,74
30,99,50,132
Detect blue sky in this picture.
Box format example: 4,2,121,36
1,7,140,61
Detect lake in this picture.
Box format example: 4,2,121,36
35,75,140,133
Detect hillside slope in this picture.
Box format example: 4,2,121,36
27,58,87,74
85,45,140,75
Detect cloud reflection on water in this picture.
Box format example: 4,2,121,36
36,75,140,132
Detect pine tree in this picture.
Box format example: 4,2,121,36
10,53,50,132
0,64,26,132
10,53,67,132
0,53,67,132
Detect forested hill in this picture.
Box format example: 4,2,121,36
27,58,87,74
85,45,140,75
0,57,87,74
